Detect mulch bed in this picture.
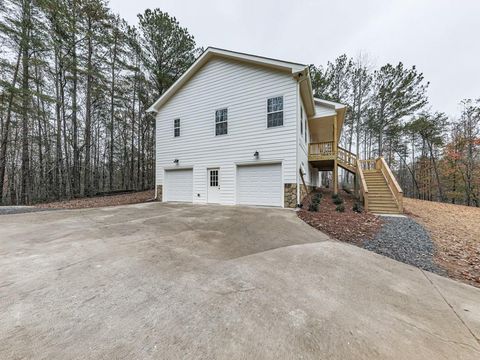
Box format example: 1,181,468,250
35,190,155,209
297,189,383,245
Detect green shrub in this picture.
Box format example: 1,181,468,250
331,193,339,200
309,202,319,212
336,204,345,212
312,193,322,204
332,196,343,205
353,202,363,213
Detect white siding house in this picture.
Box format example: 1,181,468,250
149,48,345,208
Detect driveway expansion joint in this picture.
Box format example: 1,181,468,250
422,270,480,346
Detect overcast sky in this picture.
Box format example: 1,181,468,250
110,0,480,117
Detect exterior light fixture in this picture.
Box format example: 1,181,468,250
254,151,259,159
173,159,179,164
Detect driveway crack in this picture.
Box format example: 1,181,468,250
421,269,480,347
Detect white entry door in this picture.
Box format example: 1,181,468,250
207,168,221,203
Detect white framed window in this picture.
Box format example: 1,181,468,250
267,96,283,128
305,117,308,142
215,108,228,136
174,118,180,137
300,106,303,135
209,169,218,187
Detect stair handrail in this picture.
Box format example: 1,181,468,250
356,159,369,211
337,146,357,169
377,157,403,212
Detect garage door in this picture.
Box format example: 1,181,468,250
237,163,282,207
164,169,193,202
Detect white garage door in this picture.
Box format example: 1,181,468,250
164,169,193,202
237,163,282,207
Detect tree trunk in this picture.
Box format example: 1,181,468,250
20,0,32,205
84,16,93,196
0,49,21,204
109,29,117,191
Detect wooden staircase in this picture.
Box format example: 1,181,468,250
336,147,403,214
357,158,403,215
308,143,403,214
362,170,401,214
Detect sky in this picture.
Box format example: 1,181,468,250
109,0,480,117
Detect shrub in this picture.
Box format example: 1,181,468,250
309,202,319,212
336,204,345,212
353,201,363,213
332,196,343,205
331,193,339,200
312,193,322,203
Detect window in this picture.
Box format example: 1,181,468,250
210,169,218,187
267,96,283,128
174,118,180,137
300,107,303,135
304,111,307,143
305,119,308,143
215,108,228,136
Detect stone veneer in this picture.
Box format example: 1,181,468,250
156,185,163,202
284,183,297,208
284,183,316,208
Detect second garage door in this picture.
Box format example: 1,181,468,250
237,163,282,207
164,169,193,202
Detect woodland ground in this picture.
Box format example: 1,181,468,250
35,190,155,209
404,198,480,287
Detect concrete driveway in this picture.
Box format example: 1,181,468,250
1,203,479,359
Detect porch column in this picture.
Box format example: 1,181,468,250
333,115,338,195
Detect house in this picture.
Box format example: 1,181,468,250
148,47,403,213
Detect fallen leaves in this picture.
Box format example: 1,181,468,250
404,198,480,287
35,190,155,209
298,190,383,245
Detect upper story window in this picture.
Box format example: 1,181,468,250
215,108,228,136
267,96,283,128
304,110,307,143
305,118,308,142
174,118,180,137
300,107,303,135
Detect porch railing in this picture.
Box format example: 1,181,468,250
308,141,335,160
358,159,376,172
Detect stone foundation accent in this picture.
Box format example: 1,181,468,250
284,183,297,208
284,183,316,208
156,185,163,202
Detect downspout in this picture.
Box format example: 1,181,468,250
295,79,300,206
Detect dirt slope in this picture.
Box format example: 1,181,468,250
404,198,480,287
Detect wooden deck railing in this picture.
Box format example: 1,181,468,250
337,147,357,170
358,159,376,172
308,141,335,160
377,157,403,212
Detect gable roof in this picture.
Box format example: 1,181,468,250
147,47,315,114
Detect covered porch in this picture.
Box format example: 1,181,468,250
307,99,353,194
